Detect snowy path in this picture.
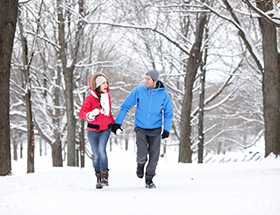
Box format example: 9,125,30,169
1,151,280,215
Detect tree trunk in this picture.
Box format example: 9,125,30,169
39,139,42,156
13,141,18,161
20,142,23,159
197,22,209,164
125,138,128,151
52,138,63,167
52,65,63,167
257,1,280,157
197,63,206,163
18,9,35,173
80,92,86,168
57,0,84,166
0,0,18,176
80,127,85,168
26,91,35,173
57,0,76,166
64,68,76,166
179,14,207,163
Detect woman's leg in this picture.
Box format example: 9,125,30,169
87,130,101,173
97,129,111,171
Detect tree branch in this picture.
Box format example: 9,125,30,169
242,0,280,27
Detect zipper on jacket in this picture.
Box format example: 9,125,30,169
147,89,153,127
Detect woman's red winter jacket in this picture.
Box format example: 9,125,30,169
79,89,114,132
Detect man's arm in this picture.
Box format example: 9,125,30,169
163,90,173,132
114,86,139,125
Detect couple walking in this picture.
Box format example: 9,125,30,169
79,69,173,189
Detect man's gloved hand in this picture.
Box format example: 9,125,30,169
112,123,122,135
86,109,100,121
161,129,169,139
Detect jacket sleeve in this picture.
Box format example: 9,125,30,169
79,95,92,121
163,90,173,132
114,86,138,125
108,94,115,124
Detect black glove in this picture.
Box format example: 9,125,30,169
161,129,169,139
111,123,122,134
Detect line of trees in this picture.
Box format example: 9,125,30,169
1,0,279,176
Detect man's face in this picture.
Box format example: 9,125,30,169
145,75,155,89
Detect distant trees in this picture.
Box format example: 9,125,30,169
3,0,278,173
9,0,132,169
175,0,279,162
206,0,280,157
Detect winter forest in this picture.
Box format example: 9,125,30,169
1,0,280,176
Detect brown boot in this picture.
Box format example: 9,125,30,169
95,173,103,189
101,170,109,186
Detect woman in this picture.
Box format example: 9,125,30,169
79,73,114,189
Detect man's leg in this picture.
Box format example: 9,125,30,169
145,133,161,181
135,128,148,164
134,127,148,178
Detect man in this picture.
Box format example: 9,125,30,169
112,69,173,188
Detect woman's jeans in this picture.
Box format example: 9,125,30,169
87,129,111,173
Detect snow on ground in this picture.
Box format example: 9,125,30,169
1,147,280,215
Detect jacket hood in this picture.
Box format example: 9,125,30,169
89,72,109,91
156,80,165,89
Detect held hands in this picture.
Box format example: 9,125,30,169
112,123,123,135
161,129,169,139
86,109,100,121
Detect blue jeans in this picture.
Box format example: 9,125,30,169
87,129,111,173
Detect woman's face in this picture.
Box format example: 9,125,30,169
99,81,108,93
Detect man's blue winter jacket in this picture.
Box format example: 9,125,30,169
115,81,173,132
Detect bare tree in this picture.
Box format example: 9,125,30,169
211,0,280,157
56,0,85,166
197,21,209,163
18,7,34,173
179,13,207,163
0,0,18,176
256,0,280,157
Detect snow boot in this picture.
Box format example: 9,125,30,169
95,172,103,189
145,178,156,189
136,163,145,178
101,170,109,186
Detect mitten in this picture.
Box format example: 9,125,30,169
86,109,100,121
112,123,122,134
161,129,169,139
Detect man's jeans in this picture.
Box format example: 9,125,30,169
134,127,162,180
87,129,111,173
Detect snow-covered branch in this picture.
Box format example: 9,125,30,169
81,20,190,55
242,0,280,27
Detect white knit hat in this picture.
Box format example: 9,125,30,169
95,76,107,89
